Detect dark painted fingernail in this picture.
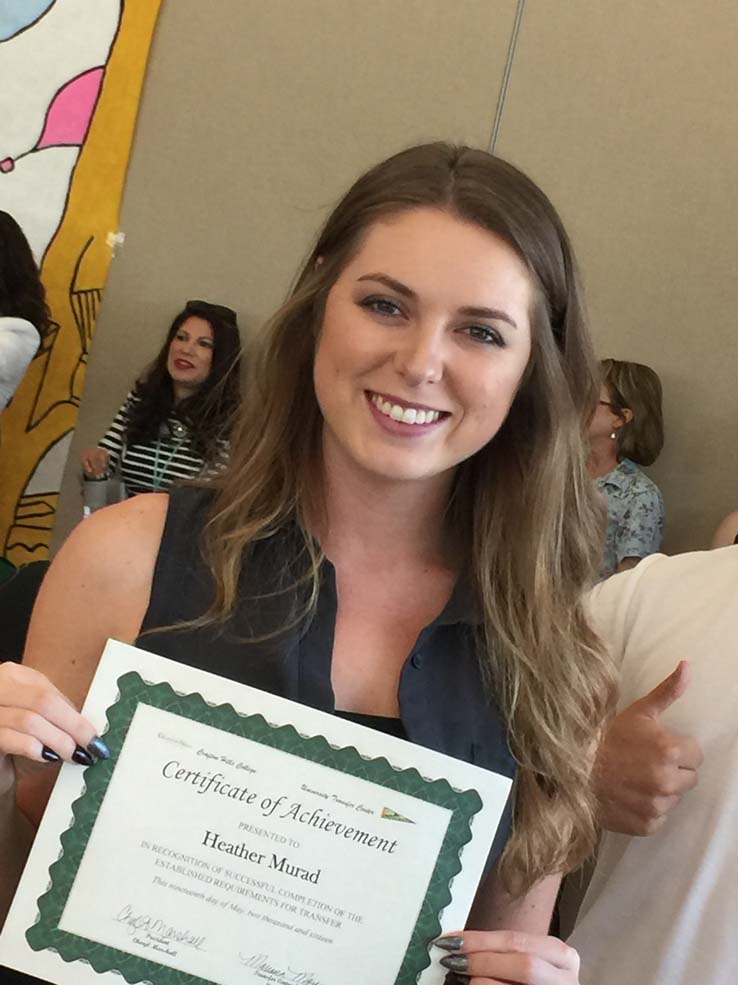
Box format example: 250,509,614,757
440,955,469,973
72,746,94,766
87,736,111,761
433,936,464,952
41,746,61,763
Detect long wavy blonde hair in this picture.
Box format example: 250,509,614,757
198,143,614,893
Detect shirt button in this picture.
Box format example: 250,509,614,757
410,653,423,669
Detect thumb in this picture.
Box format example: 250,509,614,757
635,660,690,719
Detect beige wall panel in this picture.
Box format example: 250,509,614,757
55,0,519,547
496,0,738,552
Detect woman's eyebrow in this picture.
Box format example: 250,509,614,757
457,304,517,328
357,272,415,298
357,272,517,328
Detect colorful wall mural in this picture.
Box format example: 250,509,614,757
0,0,162,563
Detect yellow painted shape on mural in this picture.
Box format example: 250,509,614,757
0,0,163,564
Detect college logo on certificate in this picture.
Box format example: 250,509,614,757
0,641,512,985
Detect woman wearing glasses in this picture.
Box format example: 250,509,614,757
80,299,242,498
588,358,665,577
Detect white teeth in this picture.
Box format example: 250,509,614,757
370,393,442,426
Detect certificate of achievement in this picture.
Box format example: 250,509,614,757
0,640,512,985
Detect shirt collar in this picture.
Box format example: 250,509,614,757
430,571,482,627
597,457,637,491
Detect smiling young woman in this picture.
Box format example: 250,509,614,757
1,144,613,985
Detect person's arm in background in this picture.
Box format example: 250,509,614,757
711,509,738,548
0,318,40,410
614,484,664,574
80,392,132,477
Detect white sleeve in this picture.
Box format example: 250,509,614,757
0,318,40,408
585,554,666,702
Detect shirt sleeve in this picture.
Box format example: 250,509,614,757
0,319,40,408
612,484,664,565
585,554,663,684
98,392,134,469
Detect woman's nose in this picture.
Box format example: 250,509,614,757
392,324,444,386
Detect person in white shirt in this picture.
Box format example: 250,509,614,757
570,546,738,985
0,211,48,410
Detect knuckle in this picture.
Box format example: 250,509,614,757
518,954,538,980
565,944,581,972
16,709,42,734
35,692,62,724
644,765,673,794
505,930,529,954
655,737,680,765
643,814,666,835
0,661,23,686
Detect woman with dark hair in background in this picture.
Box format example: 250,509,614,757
588,358,665,577
2,144,615,984
0,211,50,410
80,299,242,496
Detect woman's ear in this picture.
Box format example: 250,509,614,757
619,407,634,426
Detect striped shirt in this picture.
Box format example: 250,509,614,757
98,391,227,495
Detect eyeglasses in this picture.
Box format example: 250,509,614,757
598,400,614,408
185,299,237,323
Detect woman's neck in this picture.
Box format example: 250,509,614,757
588,436,619,478
316,439,456,571
172,382,197,406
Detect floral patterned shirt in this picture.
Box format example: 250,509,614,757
596,458,664,579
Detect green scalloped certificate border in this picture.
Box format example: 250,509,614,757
26,671,484,985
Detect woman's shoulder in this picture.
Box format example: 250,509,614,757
620,459,663,498
23,496,172,706
0,315,38,335
711,508,738,549
59,494,170,586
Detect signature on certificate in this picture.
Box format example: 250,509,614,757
240,952,323,985
114,904,207,951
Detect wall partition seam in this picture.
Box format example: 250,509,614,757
488,0,526,153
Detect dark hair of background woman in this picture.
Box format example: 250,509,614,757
0,210,51,339
125,301,242,459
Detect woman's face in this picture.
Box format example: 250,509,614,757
588,384,619,441
167,316,214,390
313,207,533,487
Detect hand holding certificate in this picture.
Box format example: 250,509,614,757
0,639,512,985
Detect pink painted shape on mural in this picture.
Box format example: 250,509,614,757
0,158,15,172
36,67,105,150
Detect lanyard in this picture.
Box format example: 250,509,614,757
151,434,186,491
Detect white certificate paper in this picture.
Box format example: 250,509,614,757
0,640,512,985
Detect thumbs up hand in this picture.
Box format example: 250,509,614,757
594,661,703,835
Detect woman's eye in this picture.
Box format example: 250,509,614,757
359,296,403,318
464,324,505,346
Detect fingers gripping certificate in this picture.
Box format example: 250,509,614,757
0,641,512,985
